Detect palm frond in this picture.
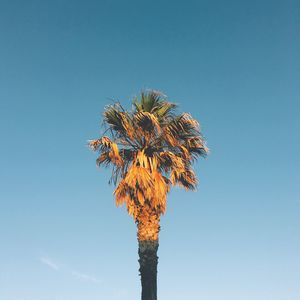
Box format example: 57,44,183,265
134,112,161,134
170,167,198,190
152,101,177,120
133,90,165,113
103,104,133,138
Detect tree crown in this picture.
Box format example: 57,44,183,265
89,90,208,218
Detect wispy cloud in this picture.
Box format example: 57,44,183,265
39,255,101,284
71,271,102,284
40,256,60,270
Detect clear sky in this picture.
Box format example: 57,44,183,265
0,0,299,299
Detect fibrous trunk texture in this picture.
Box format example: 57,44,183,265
138,240,159,300
137,205,160,300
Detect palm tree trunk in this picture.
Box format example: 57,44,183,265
138,240,159,300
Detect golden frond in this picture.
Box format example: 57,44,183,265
137,190,145,205
159,151,185,171
148,156,158,172
114,181,128,206
179,145,191,160
95,136,124,166
125,166,152,190
109,143,123,166
170,167,197,190
96,152,111,166
127,198,137,217
88,139,101,151
134,112,161,134
136,151,149,169
164,129,180,147
119,112,135,141
101,136,113,148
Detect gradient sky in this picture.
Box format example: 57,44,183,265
0,0,299,299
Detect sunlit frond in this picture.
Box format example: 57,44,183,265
103,104,134,139
96,152,111,167
158,151,185,171
114,181,128,206
125,166,153,190
170,167,198,190
183,137,209,159
152,101,177,120
134,112,161,134
88,139,101,151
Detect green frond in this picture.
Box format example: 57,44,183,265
153,101,177,120
133,90,165,113
103,104,130,136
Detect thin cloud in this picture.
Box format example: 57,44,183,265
71,271,102,284
40,257,60,270
39,255,101,284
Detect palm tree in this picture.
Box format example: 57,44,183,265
89,90,208,300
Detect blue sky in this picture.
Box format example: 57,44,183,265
0,0,299,299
